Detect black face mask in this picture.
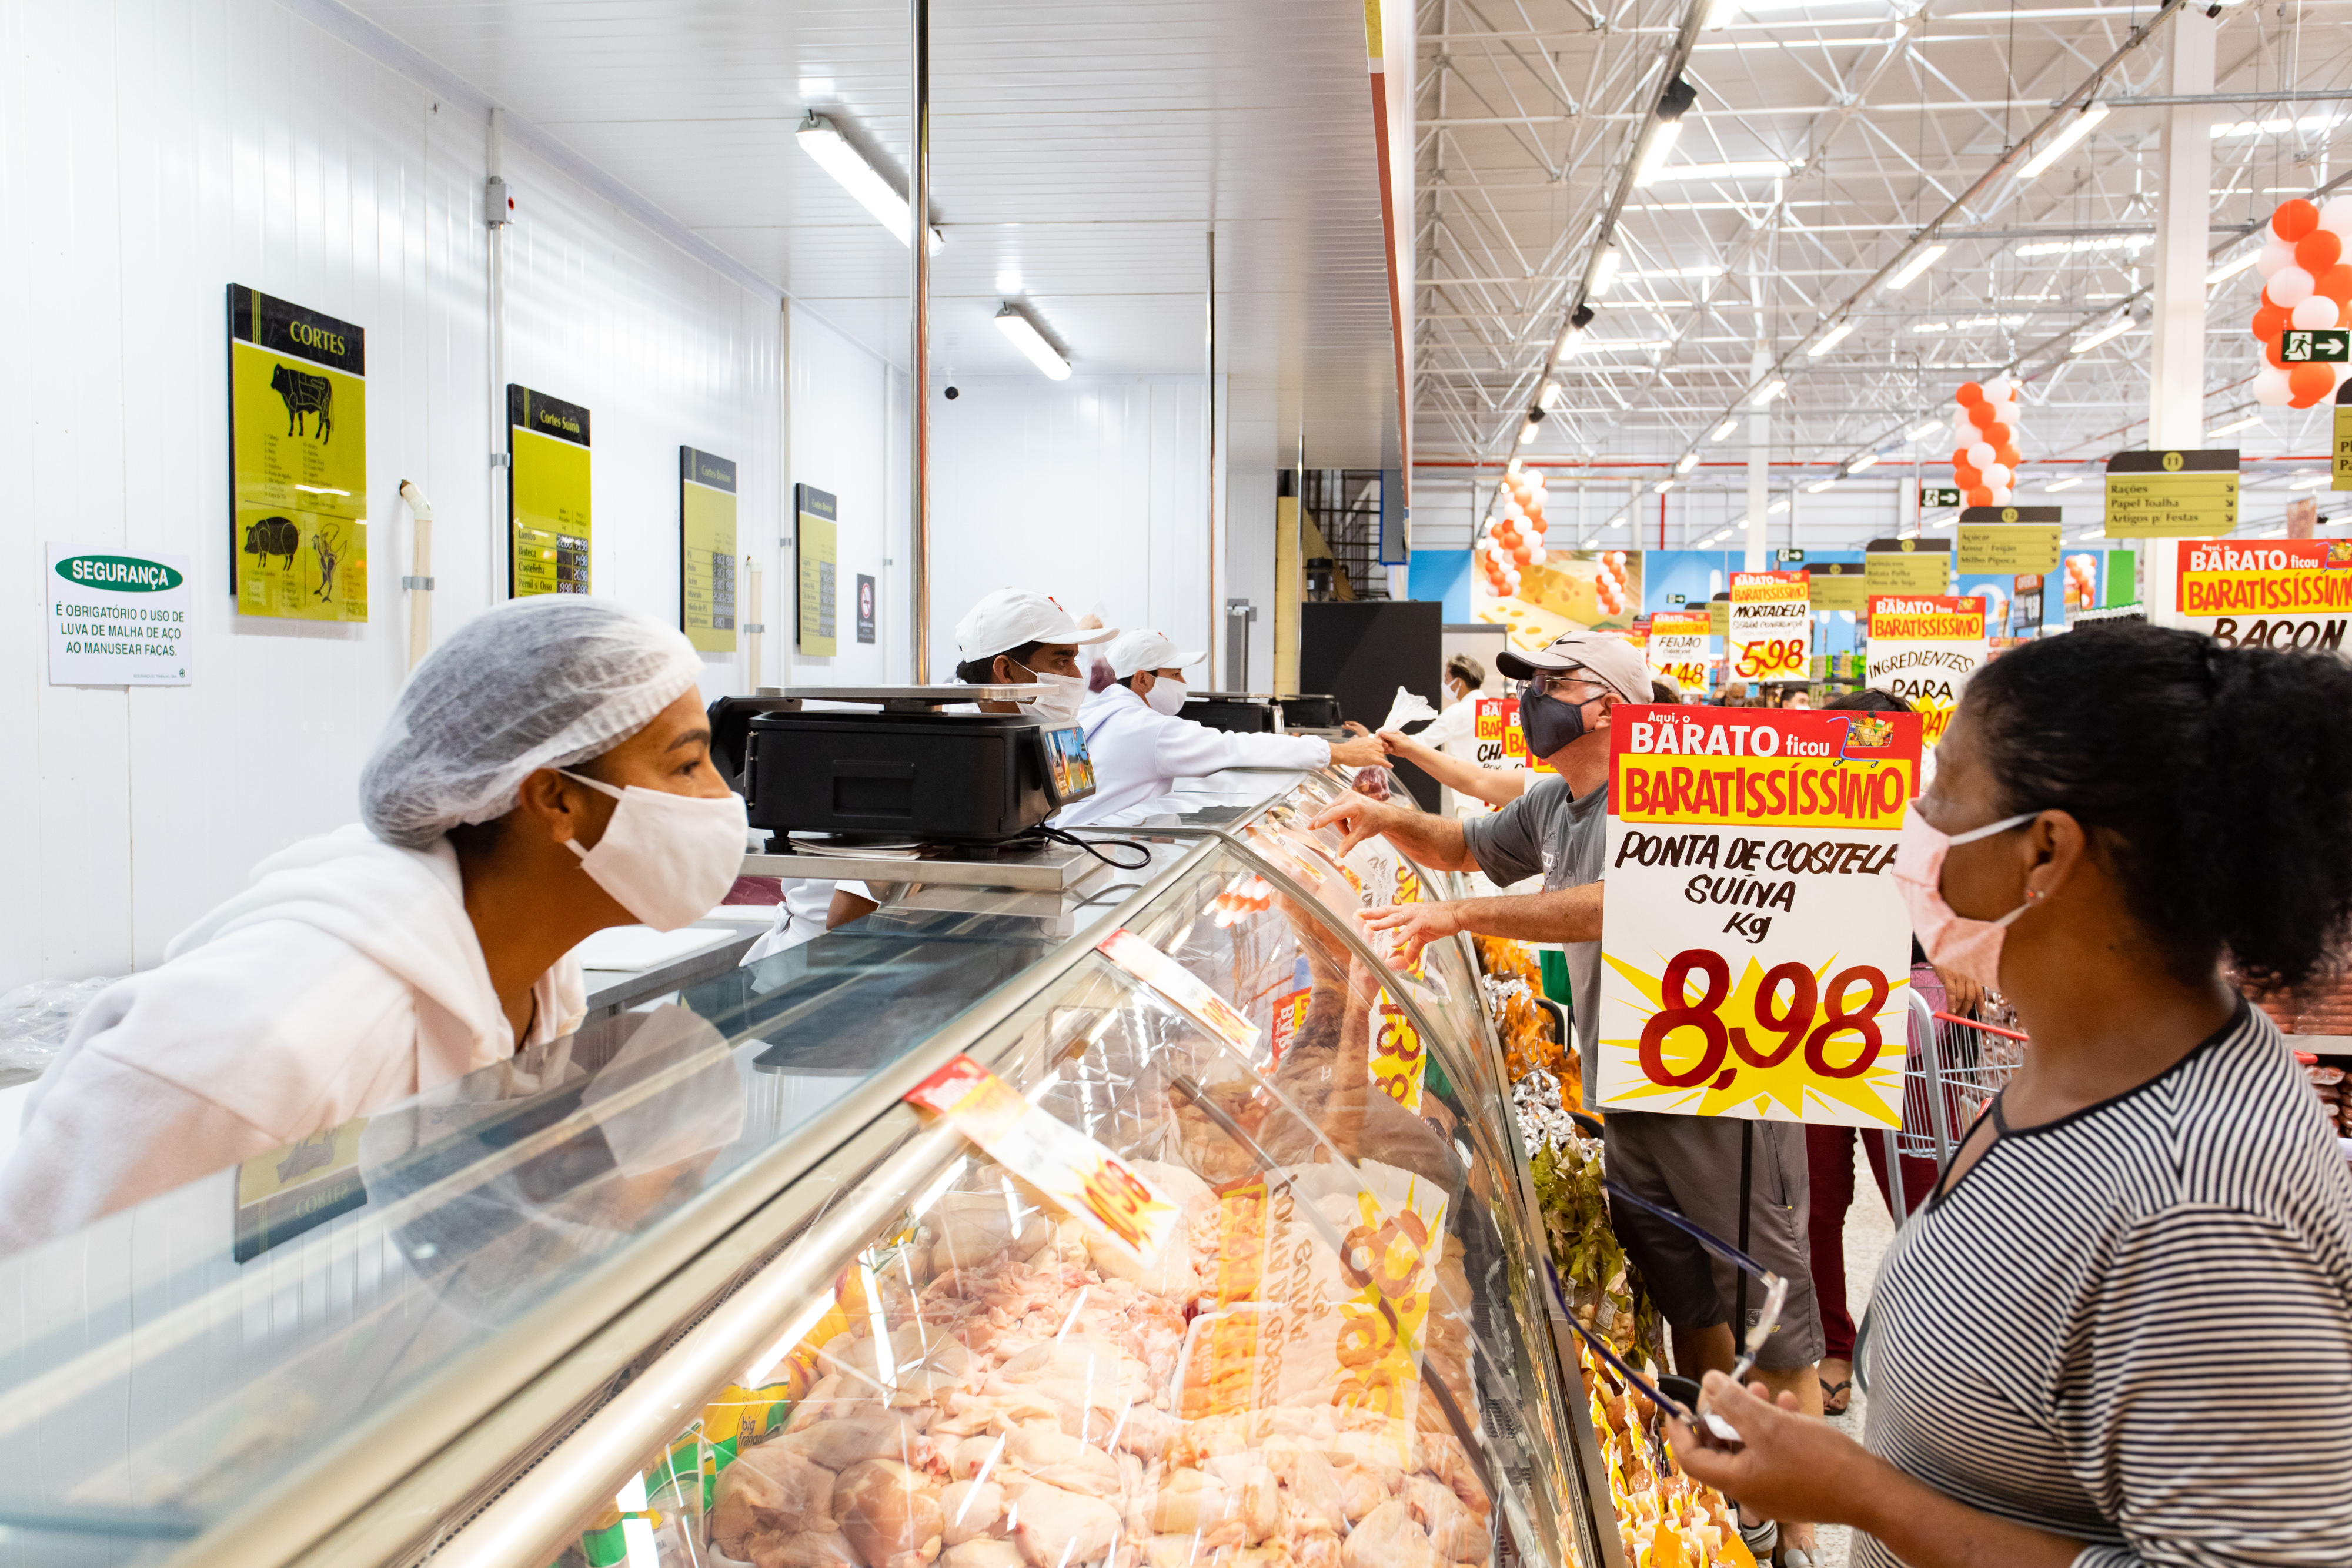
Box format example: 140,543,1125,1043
1520,680,1592,757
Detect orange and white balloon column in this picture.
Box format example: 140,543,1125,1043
1950,377,2024,507
2250,196,2352,409
1478,468,1550,597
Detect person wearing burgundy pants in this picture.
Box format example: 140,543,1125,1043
1804,1121,1940,1413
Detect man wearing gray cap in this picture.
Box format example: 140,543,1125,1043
1309,628,1825,1564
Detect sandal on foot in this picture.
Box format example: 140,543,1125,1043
1737,1515,1779,1562
1819,1376,1853,1415
1776,1547,1817,1568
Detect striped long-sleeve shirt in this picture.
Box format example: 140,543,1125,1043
1855,999,2352,1568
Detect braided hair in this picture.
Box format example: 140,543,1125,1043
1962,622,2352,992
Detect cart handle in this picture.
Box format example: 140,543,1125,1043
1933,1010,2030,1041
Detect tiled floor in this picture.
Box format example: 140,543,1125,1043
1807,1139,1900,1568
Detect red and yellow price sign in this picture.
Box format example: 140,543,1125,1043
1596,706,1918,1127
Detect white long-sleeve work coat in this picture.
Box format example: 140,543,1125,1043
1057,683,1331,826
0,826,584,1252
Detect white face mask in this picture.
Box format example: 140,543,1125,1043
1144,674,1189,716
1008,661,1088,725
557,770,749,932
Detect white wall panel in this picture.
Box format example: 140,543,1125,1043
926,376,1215,679
0,0,793,989
786,303,900,686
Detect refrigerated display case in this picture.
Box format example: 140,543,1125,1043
0,768,1614,1568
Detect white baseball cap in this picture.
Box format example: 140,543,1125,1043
954,588,1117,662
1104,629,1207,679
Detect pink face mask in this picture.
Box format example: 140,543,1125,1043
1890,810,2040,990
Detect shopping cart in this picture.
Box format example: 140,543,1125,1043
1879,990,2032,1227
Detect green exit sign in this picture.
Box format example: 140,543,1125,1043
2282,329,2351,362
1919,486,1963,507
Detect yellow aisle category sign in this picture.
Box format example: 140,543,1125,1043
1864,595,1988,745
1955,507,2063,573
1806,562,1868,614
2334,391,2352,490
1728,571,1812,684
795,483,838,657
2104,448,2238,537
1598,706,1920,1127
680,447,739,652
2174,539,2352,651
228,285,368,621
1862,537,1950,597
509,386,592,596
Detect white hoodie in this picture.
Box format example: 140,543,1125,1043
0,827,584,1251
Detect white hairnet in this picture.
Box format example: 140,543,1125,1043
361,596,703,848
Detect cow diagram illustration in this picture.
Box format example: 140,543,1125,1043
271,362,334,442
242,514,299,571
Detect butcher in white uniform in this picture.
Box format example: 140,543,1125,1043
1058,630,1386,826
0,597,750,1251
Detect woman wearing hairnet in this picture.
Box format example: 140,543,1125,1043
0,597,747,1249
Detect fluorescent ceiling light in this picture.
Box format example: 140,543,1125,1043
1518,417,1542,447
1805,477,1838,493
1847,453,1879,473
2016,235,2147,258
1912,322,1950,334
2207,250,2262,286
1955,314,2028,329
1706,0,1739,28
798,115,944,252
1538,379,1564,410
1655,479,1676,493
1712,417,1740,441
1633,120,1687,188
2070,316,2132,354
1677,452,1699,473
995,304,1070,379
2209,413,2263,438
1753,378,1787,408
1907,419,1945,441
1506,457,1524,474
2043,476,2084,491
2214,113,2338,139
2019,103,2110,180
1592,245,1623,296
1641,160,1792,185
1566,337,1668,356
2291,472,2331,489
1809,321,1856,357
1768,499,1790,514
1886,243,1947,290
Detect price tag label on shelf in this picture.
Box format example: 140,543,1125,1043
905,1053,1180,1265
1096,928,1263,1052
1595,706,1921,1127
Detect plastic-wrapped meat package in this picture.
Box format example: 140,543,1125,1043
706,921,1496,1568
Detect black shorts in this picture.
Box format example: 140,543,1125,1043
1601,1109,1825,1368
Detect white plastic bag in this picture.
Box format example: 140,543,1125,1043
1377,685,1440,732
0,976,117,1076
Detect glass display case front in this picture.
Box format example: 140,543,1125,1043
0,770,1605,1568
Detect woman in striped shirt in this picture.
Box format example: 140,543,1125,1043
1672,624,2352,1567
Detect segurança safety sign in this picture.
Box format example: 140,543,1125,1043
48,544,192,686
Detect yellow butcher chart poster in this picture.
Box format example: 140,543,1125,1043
796,483,838,657
510,386,592,596
228,285,368,620
681,447,739,651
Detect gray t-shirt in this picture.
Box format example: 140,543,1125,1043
1459,773,1609,1106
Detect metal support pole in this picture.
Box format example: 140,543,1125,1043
1206,229,1220,687
1743,355,1769,574
909,0,933,681
2144,5,2216,630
